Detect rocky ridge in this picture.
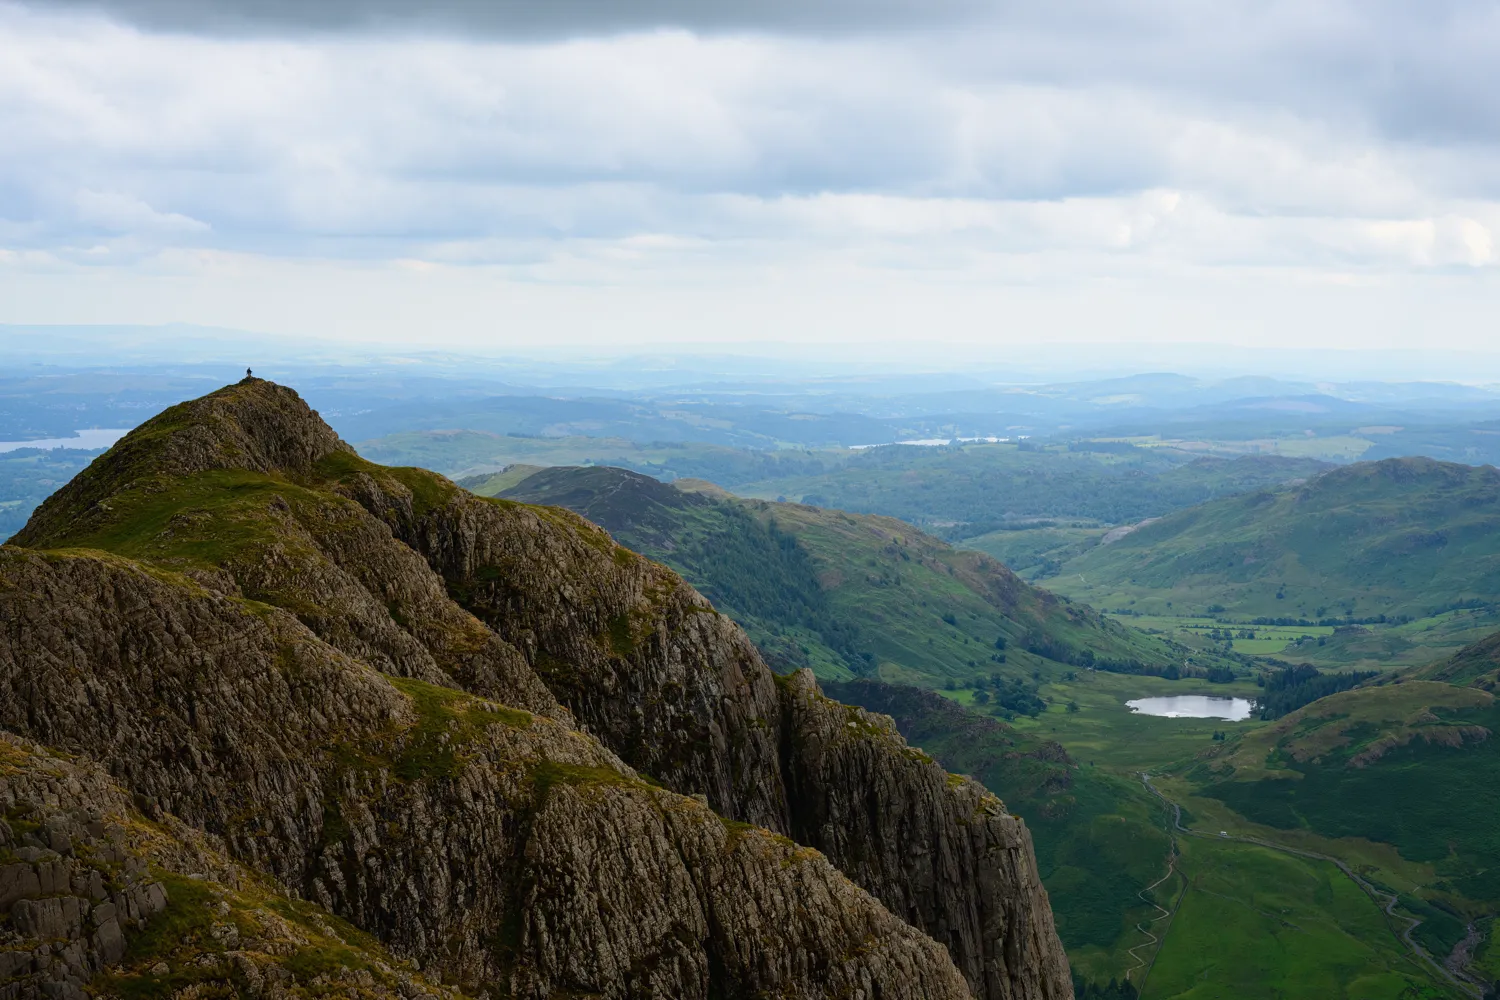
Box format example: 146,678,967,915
3,378,1072,999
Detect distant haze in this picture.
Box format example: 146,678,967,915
7,324,1500,385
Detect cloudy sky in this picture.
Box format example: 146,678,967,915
2,0,1500,357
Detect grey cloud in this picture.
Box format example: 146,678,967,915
32,0,990,36
28,0,1500,148
6,0,1500,276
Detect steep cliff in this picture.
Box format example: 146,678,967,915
4,378,1071,999
0,732,459,1000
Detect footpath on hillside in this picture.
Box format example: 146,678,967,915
1137,773,1483,999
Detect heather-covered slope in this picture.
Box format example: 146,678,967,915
4,378,1073,1000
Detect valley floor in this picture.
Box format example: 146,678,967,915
974,668,1479,996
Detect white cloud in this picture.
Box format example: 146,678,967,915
74,189,209,234
1,0,1500,351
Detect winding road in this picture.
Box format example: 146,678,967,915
1123,839,1182,983
1137,772,1483,998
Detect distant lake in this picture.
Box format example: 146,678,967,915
1126,695,1255,720
0,429,129,455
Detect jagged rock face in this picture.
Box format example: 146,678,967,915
337,469,791,833
0,548,971,999
2,378,1073,1000
778,672,1072,999
0,732,461,1000
359,479,1072,999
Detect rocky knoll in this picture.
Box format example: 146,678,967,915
3,378,1071,999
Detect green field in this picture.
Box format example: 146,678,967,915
1196,692,1500,910
1108,609,1500,671
1137,668,1500,992
1144,836,1459,999
921,641,1489,994
1116,614,1334,656
1300,608,1500,669
858,666,1467,994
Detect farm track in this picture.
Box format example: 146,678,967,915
1139,772,1483,999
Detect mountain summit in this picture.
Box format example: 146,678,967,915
1,380,1072,999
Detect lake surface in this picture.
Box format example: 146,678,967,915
0,429,130,454
1126,695,1255,720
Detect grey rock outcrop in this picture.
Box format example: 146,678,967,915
0,547,971,998
348,457,1072,998
0,731,457,1000
3,378,1072,999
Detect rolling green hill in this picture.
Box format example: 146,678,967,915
1046,457,1500,619
468,465,1205,687
1418,627,1500,687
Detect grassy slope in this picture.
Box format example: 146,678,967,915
1099,608,1500,672
1146,836,1456,1000
486,465,1190,686
1418,627,1500,687
1171,662,1500,978
962,523,1109,580
1047,457,1500,619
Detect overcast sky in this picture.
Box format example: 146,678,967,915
2,0,1500,358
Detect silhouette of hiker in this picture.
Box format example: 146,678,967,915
246,367,253,378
